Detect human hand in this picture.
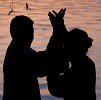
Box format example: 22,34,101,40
48,8,66,28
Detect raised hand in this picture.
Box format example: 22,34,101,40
48,8,66,28
53,8,66,21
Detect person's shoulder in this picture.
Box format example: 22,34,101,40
86,56,96,72
24,48,37,55
86,56,95,66
28,48,36,53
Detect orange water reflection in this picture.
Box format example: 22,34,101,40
0,0,101,100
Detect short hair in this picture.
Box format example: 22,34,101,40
69,28,93,48
10,15,34,39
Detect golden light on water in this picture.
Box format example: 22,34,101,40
0,0,101,100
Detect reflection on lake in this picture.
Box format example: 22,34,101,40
0,0,101,100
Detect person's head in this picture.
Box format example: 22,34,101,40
10,15,34,47
67,28,93,58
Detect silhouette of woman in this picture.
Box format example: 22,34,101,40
63,28,96,100
47,11,96,100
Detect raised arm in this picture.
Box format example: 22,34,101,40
46,8,69,74
46,8,67,51
32,9,69,77
46,9,69,98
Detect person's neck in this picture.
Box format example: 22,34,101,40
70,55,87,65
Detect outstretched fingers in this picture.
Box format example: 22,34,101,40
48,12,55,19
62,8,66,18
52,10,58,16
58,8,66,19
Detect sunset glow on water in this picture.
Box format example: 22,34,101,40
0,0,101,100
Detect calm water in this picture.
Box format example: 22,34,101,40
0,0,101,100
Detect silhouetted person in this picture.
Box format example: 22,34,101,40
64,28,96,100
47,28,96,100
2,15,64,100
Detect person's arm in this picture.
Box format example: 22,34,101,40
31,9,68,77
45,9,69,98
46,74,64,98
29,9,66,77
46,8,67,52
34,50,49,77
46,9,69,74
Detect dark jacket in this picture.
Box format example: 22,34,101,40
3,41,48,100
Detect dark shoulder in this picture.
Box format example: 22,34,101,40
84,56,96,74
86,56,95,67
24,48,36,55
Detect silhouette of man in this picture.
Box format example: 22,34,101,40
2,15,64,100
47,28,96,100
